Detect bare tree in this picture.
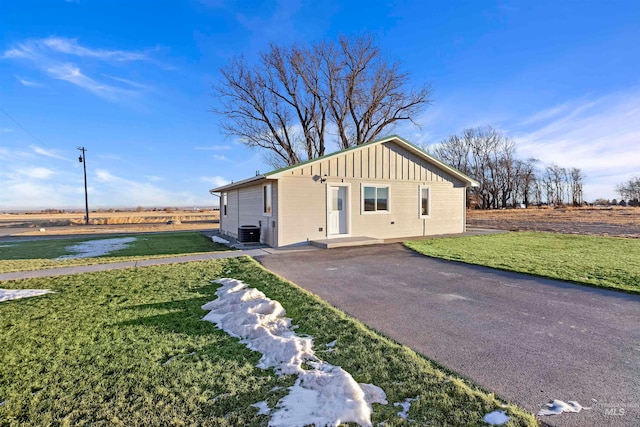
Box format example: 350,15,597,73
514,158,539,207
568,167,585,206
616,176,640,205
433,126,587,209
432,134,469,172
214,56,302,167
212,34,432,167
545,164,568,205
434,126,515,209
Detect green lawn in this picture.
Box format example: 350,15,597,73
0,257,535,426
0,232,230,274
405,232,640,293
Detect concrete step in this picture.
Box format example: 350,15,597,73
311,236,384,249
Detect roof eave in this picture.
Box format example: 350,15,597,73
209,175,269,193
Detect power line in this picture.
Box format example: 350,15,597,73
0,107,51,148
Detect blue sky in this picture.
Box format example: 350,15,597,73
1,0,639,209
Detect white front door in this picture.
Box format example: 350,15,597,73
328,186,347,235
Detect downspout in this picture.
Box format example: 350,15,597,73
210,191,221,232
463,188,467,232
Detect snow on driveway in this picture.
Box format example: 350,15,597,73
538,399,591,416
202,278,387,427
1,289,52,302
57,237,137,259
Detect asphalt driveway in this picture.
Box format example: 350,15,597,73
256,243,640,427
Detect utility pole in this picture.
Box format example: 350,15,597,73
77,147,89,225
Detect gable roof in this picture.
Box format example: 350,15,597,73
210,135,479,193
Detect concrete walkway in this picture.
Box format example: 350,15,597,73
0,249,271,281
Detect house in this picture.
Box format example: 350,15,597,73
210,135,479,248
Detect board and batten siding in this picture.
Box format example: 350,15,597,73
219,181,278,247
276,141,467,247
283,142,453,182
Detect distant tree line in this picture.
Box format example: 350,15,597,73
432,126,585,209
616,176,640,206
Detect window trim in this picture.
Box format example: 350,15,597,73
419,185,431,218
361,183,390,215
221,192,227,217
262,183,273,217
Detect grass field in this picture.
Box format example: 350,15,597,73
0,257,536,426
405,232,640,293
0,232,230,274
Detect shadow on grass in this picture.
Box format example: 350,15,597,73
116,281,219,334
112,281,293,423
115,282,263,363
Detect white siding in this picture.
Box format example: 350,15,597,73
219,181,278,247
277,141,467,246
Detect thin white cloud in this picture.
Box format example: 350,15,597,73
3,37,153,102
93,169,212,207
41,37,149,61
146,175,163,182
21,167,55,180
3,47,32,59
97,153,121,161
212,154,230,161
513,90,640,200
46,63,134,101
0,159,213,209
518,103,571,126
102,74,151,90
32,145,68,161
194,145,233,151
1,128,13,133
95,169,118,183
15,76,42,87
200,176,230,187
0,180,70,208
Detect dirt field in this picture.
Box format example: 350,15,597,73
0,209,220,237
467,206,640,238
4,207,639,239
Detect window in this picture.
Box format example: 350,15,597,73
420,186,430,218
222,192,227,216
362,185,389,213
263,183,272,216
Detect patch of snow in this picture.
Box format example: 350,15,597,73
538,400,591,416
483,410,510,425
324,339,337,353
394,396,419,419
251,400,271,415
211,236,230,245
202,278,387,427
0,289,52,302
56,237,137,259
0,244,14,248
